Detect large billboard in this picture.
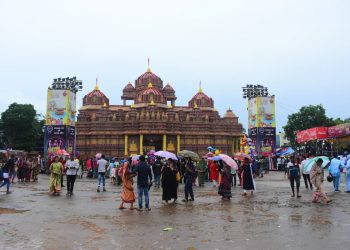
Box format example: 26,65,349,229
248,96,276,157
257,127,276,157
248,96,276,129
43,125,76,157
44,125,67,156
46,89,76,126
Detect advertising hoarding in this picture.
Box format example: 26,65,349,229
46,89,76,126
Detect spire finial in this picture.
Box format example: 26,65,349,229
198,80,203,93
147,58,152,72
95,77,99,90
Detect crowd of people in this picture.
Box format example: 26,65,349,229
2,151,350,210
0,155,43,194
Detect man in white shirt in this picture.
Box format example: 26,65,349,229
65,155,79,196
300,156,313,190
97,154,108,192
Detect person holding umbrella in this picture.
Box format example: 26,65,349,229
218,161,232,200
241,157,255,196
161,158,178,204
310,158,332,204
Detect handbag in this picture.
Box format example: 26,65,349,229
176,171,181,182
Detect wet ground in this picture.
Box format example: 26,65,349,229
1,172,350,250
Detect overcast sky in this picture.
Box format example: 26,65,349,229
0,0,349,132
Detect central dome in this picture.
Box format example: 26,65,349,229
135,83,166,105
135,68,163,91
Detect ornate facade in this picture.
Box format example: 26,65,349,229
76,67,243,159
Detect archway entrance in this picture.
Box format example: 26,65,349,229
143,135,162,153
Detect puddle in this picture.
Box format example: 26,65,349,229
0,207,29,214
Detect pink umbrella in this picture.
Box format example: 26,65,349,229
54,149,70,156
219,154,238,170
132,155,140,161
95,153,102,159
234,153,252,162
155,151,178,160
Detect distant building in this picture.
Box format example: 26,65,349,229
277,132,289,148
75,66,243,159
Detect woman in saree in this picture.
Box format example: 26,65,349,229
218,161,232,200
31,157,40,182
119,161,136,210
49,156,64,195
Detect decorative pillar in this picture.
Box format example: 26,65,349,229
140,134,144,155
124,135,128,156
232,138,235,155
177,135,181,153
163,134,167,151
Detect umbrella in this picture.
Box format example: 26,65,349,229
95,153,102,159
178,150,200,161
304,156,330,173
208,154,238,170
132,155,140,161
208,156,221,161
54,149,70,156
155,151,178,160
218,154,238,170
234,153,252,162
147,150,156,156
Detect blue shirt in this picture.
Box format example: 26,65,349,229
329,158,344,177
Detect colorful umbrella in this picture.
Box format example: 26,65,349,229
208,154,238,170
147,150,156,156
54,149,70,156
208,156,221,161
178,150,200,161
218,154,238,170
234,153,252,162
132,155,140,161
155,151,178,160
304,156,330,173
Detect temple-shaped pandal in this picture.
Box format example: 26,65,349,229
76,63,243,158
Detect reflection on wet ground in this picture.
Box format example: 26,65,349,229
1,172,350,250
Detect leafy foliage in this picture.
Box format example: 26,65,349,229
1,103,44,152
283,105,334,147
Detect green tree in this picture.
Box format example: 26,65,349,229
1,103,42,152
283,105,334,147
332,117,350,125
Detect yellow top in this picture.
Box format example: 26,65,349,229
147,67,152,73
198,80,202,93
148,82,153,88
95,78,99,90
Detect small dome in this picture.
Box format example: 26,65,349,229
163,84,175,93
188,88,214,108
224,108,237,118
83,85,109,106
123,82,135,91
135,85,166,105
